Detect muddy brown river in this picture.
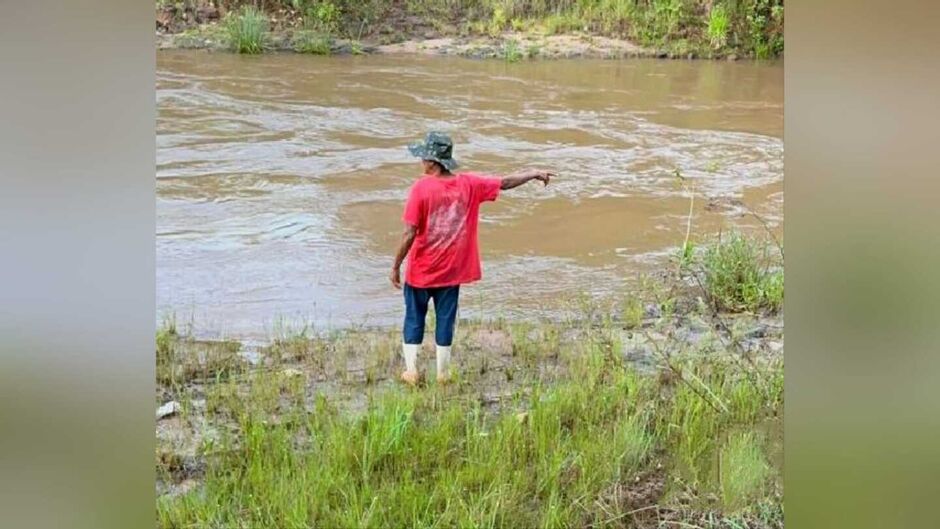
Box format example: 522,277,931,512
157,50,782,340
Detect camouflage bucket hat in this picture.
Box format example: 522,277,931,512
408,131,459,171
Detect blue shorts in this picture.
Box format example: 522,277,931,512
403,283,460,346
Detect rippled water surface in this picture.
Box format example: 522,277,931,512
157,50,782,339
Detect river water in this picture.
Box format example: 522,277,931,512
157,50,782,340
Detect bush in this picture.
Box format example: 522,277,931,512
224,5,268,54
306,1,340,33
701,232,783,312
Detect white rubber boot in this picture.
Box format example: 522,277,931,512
401,343,420,386
436,345,452,384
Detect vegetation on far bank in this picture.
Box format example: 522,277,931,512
157,0,784,59
156,232,783,528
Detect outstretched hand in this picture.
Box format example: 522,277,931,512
531,170,554,186
501,169,555,190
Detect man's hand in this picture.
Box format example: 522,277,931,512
391,224,417,289
532,170,552,186
500,169,555,190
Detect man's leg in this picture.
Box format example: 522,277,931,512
402,283,429,384
431,285,460,382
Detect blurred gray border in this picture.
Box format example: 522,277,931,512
0,2,154,528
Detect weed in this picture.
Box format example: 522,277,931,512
720,432,771,512
291,29,332,54
224,5,268,54
679,239,696,270
621,294,644,329
156,327,242,389
489,6,508,36
541,13,577,35
307,0,340,33
707,3,730,49
501,38,523,62
701,231,784,312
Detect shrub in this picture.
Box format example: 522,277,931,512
701,232,783,312
307,0,340,33
224,5,268,54
489,6,508,36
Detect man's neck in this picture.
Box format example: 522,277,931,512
428,169,453,178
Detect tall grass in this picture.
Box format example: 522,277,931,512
707,3,730,49
701,231,784,312
157,320,782,526
224,5,268,54
720,432,771,511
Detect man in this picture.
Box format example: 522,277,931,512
390,131,553,386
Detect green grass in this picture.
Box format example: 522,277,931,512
224,5,268,54
707,3,730,50
170,0,783,58
156,317,243,390
157,306,783,527
701,231,784,313
291,29,333,54
500,38,523,62
620,294,644,329
526,42,542,57
159,362,776,527
720,432,772,512
541,12,580,35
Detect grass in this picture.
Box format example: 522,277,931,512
500,38,523,62
291,29,332,54
162,0,784,58
156,324,243,390
156,271,783,527
158,352,781,527
707,3,730,50
700,231,784,313
621,294,644,329
720,432,772,512
224,5,268,54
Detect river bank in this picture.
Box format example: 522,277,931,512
155,1,783,60
158,28,672,60
156,247,784,527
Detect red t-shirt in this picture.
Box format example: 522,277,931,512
402,172,501,288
